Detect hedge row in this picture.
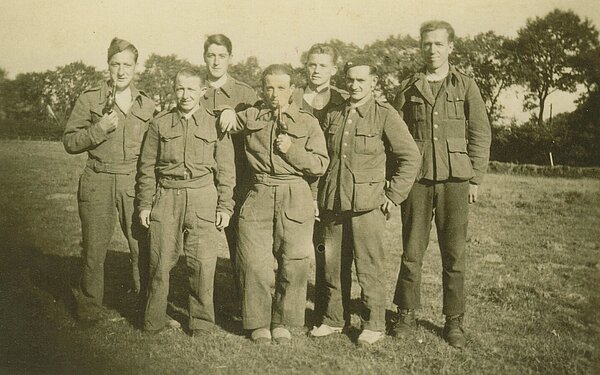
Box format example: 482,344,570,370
487,161,600,179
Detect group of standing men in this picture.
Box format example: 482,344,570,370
64,20,490,349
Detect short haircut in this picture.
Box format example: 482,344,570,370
173,67,205,87
262,64,294,85
419,20,455,42
306,43,338,64
204,34,233,54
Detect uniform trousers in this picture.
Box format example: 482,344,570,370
76,167,146,319
394,179,469,316
144,184,221,331
237,177,314,330
319,208,387,332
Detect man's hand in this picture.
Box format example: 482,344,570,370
469,183,479,204
98,111,118,133
139,209,151,228
276,134,292,154
380,197,395,220
313,200,320,222
219,109,237,133
216,211,231,231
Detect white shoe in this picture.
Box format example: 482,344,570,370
166,318,181,329
310,324,343,337
357,329,385,346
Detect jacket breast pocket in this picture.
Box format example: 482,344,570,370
447,138,474,180
352,169,386,212
446,92,466,120
355,126,382,155
160,130,184,162
194,125,217,164
406,96,426,123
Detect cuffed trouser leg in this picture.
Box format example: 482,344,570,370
352,209,387,331
320,210,353,328
435,181,469,316
394,181,434,310
77,168,117,319
144,187,184,331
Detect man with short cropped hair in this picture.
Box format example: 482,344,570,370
201,35,258,316
311,57,420,346
391,20,491,348
64,37,155,325
220,64,329,345
138,68,235,335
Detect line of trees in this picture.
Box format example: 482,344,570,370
0,9,598,166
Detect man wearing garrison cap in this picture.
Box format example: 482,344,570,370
310,56,420,346
64,37,155,325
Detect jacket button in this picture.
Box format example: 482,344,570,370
433,137,439,141
342,154,347,158
433,124,439,129
347,119,353,124
434,111,438,115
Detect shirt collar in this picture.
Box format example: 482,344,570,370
209,74,228,88
98,80,142,105
348,95,374,118
177,104,201,123
257,101,300,123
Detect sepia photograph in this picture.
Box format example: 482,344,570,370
0,0,599,373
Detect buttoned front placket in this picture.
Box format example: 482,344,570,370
182,117,191,180
337,105,359,211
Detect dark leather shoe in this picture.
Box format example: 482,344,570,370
443,314,466,348
390,309,416,338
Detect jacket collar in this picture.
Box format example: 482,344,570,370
408,65,461,105
204,75,233,99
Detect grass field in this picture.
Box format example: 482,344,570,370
0,139,599,374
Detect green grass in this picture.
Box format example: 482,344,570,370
1,139,599,374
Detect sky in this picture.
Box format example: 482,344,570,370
1,0,599,120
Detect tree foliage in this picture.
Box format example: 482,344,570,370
137,54,201,112
509,9,600,125
452,32,516,123
42,62,104,127
229,56,262,91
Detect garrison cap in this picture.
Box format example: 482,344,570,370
107,37,137,61
344,56,378,74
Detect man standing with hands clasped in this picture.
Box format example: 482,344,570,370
137,68,235,336
64,38,155,325
310,57,421,346
391,20,491,348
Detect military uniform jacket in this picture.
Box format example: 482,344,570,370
200,76,258,203
319,97,421,213
137,106,235,215
392,66,491,185
63,82,155,174
233,102,329,179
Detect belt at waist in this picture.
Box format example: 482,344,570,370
252,173,306,186
159,173,214,189
86,158,137,174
